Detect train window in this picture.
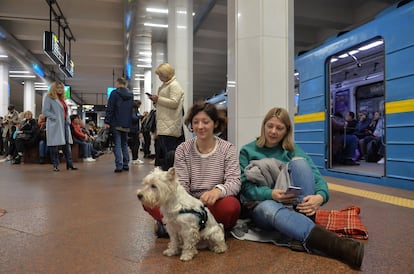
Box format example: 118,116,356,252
328,38,385,176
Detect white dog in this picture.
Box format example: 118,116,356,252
136,167,227,261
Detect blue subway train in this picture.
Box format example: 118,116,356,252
294,0,414,190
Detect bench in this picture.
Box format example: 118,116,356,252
23,143,80,164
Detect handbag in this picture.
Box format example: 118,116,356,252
16,133,31,140
315,205,368,239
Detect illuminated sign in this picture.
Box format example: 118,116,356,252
60,52,74,78
64,85,71,99
107,87,116,99
43,31,65,65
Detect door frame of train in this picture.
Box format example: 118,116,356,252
327,38,385,177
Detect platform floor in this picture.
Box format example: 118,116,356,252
0,152,413,274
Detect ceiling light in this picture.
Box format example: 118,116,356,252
359,40,384,51
144,23,168,28
137,64,152,68
9,75,36,78
139,51,152,56
0,54,8,58
146,7,168,14
138,58,152,62
10,70,30,74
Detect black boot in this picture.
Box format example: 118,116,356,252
12,154,22,165
305,225,364,269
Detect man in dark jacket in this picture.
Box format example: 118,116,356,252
104,77,133,172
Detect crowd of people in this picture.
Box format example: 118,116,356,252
331,110,385,165
1,63,366,269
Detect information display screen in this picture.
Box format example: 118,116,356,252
43,31,65,65
61,53,74,77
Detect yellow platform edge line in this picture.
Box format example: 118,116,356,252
327,183,414,209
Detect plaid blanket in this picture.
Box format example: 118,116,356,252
315,206,368,240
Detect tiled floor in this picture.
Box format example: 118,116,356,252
0,153,413,273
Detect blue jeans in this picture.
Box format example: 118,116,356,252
249,158,316,242
39,140,49,158
74,139,92,158
341,134,359,159
112,129,129,169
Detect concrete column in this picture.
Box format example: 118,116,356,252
0,62,9,117
143,69,152,113
151,42,167,95
227,0,294,149
23,80,35,116
167,0,193,111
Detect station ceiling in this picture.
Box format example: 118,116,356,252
0,0,399,108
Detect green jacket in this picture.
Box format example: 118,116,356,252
239,140,329,204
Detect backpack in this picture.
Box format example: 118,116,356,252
141,109,156,133
366,139,380,162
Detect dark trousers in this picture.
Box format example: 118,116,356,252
15,137,37,156
128,132,140,160
142,131,151,157
49,144,74,168
155,135,184,170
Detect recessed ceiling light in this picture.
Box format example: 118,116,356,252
146,7,168,14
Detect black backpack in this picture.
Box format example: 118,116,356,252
141,109,156,133
366,139,381,162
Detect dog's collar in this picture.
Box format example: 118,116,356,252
179,206,208,231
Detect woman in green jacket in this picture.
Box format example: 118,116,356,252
239,107,363,269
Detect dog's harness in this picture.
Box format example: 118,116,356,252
179,206,208,231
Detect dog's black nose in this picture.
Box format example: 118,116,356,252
137,193,143,200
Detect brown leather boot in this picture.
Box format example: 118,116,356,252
305,225,364,269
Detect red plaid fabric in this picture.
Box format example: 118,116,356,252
315,206,368,240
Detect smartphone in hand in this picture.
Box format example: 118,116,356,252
284,186,302,196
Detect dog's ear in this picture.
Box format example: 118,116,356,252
167,167,176,180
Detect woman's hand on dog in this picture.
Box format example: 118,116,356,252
200,188,221,206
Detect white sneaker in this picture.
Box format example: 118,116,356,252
0,156,11,163
84,157,96,162
137,159,144,164
377,158,384,164
131,160,139,165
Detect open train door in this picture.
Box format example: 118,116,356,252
327,38,385,177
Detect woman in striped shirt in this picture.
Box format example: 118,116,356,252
174,102,241,230
145,102,241,235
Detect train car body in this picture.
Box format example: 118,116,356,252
294,0,414,190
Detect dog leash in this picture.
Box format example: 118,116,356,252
179,206,208,231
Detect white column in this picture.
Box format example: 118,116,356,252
23,80,35,116
227,0,294,150
151,42,167,95
143,70,152,113
0,62,9,116
167,0,193,111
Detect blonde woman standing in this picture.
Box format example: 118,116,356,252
42,81,77,171
147,63,184,170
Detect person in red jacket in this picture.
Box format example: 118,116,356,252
70,114,96,162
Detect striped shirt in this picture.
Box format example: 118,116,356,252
174,137,241,199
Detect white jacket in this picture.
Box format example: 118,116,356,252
156,76,184,137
